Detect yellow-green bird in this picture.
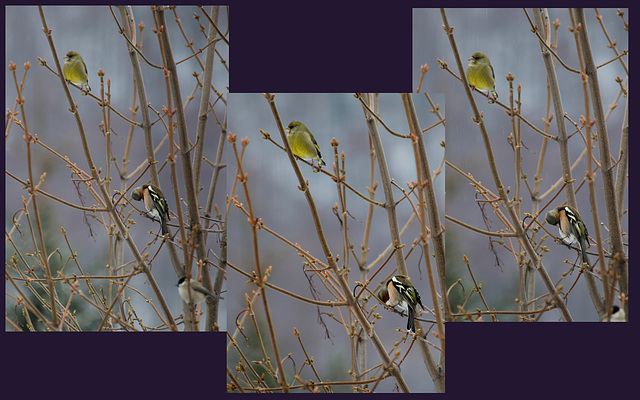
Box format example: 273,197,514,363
286,120,326,168
466,51,497,100
63,51,91,95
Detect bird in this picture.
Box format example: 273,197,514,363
63,51,91,95
131,184,171,235
601,305,626,322
286,120,326,169
177,277,221,304
545,205,590,264
466,51,498,100
378,275,425,333
377,286,390,304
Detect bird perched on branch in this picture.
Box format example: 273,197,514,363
63,51,91,95
378,275,425,333
286,120,326,169
545,205,590,265
466,51,498,100
177,277,221,304
601,305,626,322
131,184,171,235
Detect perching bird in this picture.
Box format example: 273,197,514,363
177,277,221,304
466,51,498,100
601,305,626,322
545,205,590,264
63,51,91,95
286,120,326,169
131,184,171,235
379,275,425,333
377,286,390,304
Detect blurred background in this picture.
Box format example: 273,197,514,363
413,8,628,321
5,6,229,331
227,93,445,392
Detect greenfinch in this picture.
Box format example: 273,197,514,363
286,120,326,169
545,205,590,264
63,51,91,95
466,51,498,100
132,184,171,235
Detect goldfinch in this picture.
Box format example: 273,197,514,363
466,51,498,100
131,184,171,235
177,277,221,304
63,51,91,95
286,120,326,169
380,275,425,333
545,205,590,264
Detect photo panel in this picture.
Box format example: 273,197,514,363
226,92,445,392
413,8,628,321
5,5,228,332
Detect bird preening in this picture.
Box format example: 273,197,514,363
378,275,426,333
131,184,171,235
545,205,590,265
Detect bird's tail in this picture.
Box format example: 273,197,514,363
406,307,415,332
161,217,168,235
579,237,589,264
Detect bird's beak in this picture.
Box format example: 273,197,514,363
468,57,474,62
